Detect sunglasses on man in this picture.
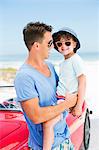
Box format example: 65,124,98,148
48,40,53,48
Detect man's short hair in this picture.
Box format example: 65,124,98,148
23,22,52,51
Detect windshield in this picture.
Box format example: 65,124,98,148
0,86,21,111
0,85,16,101
0,98,22,111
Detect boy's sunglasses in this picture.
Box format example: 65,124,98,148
48,40,53,48
56,41,71,47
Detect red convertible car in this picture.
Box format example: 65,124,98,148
0,86,91,150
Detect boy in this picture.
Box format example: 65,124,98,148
43,27,86,150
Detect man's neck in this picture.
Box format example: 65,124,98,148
26,53,45,69
26,54,50,77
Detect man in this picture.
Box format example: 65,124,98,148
14,22,77,150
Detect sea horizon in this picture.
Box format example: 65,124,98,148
0,51,99,69
0,51,99,62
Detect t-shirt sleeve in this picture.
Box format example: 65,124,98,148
14,73,38,102
72,55,86,77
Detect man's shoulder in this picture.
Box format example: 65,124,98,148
16,64,26,74
15,64,32,80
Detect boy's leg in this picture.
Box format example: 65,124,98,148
43,123,54,150
43,115,61,150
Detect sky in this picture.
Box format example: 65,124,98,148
0,0,99,57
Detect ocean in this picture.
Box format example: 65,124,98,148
0,51,99,68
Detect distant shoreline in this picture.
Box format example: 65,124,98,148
0,68,17,85
0,52,99,62
0,59,99,69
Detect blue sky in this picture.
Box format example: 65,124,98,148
0,0,99,57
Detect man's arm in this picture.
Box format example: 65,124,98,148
21,94,77,124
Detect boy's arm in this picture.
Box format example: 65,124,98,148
77,74,86,106
71,74,86,116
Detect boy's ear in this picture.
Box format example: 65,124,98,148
74,41,77,48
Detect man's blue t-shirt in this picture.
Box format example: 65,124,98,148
14,61,69,150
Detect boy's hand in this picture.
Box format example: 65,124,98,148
65,93,77,108
71,104,82,117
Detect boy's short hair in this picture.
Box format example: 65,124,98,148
52,28,80,53
23,22,52,51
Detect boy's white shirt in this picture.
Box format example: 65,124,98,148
56,53,86,96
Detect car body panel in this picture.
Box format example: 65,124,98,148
66,101,86,150
0,111,29,150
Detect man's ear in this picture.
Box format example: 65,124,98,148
33,42,39,49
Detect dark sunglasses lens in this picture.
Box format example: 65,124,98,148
48,40,53,47
57,43,62,47
65,42,71,46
